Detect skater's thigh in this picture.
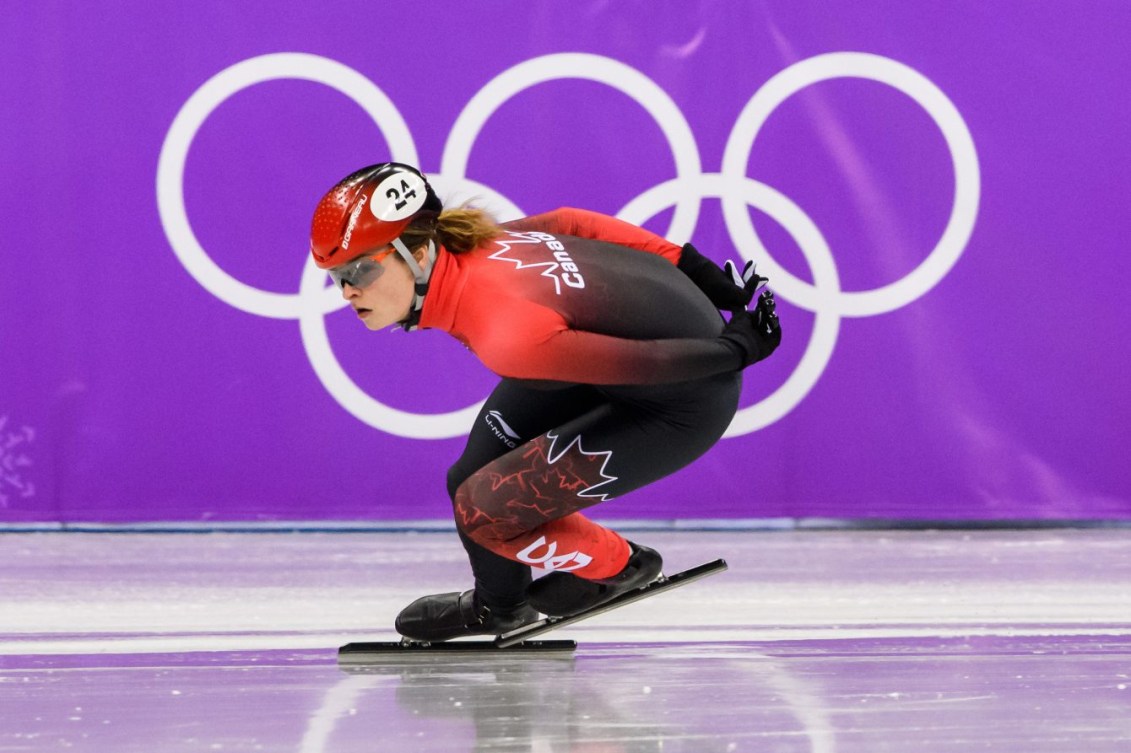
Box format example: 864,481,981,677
460,371,742,520
447,380,605,494
545,374,740,500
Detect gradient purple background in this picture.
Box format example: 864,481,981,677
2,1,1128,523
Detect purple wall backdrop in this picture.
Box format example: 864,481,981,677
2,1,1129,523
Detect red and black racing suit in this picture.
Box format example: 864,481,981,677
417,208,742,610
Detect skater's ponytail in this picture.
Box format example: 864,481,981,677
398,206,502,255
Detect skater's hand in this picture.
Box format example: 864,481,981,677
677,243,767,312
723,258,769,313
719,290,782,368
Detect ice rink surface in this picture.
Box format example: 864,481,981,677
2,528,1130,751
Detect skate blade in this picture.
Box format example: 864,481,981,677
495,558,728,648
338,638,576,666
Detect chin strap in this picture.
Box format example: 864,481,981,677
392,237,436,331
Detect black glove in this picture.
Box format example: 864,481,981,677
677,243,767,312
719,290,782,368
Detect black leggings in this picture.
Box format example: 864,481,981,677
446,373,741,609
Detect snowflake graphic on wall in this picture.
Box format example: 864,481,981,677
0,415,36,507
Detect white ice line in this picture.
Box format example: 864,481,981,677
5,624,1131,656
8,519,1123,533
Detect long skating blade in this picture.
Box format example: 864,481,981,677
495,558,728,648
338,638,576,665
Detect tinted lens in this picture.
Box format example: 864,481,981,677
329,256,386,289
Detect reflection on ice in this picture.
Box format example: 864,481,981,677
2,530,1130,751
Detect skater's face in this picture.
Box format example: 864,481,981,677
334,245,427,330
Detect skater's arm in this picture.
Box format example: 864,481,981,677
481,330,741,385
472,314,779,386
462,288,781,385
503,208,682,264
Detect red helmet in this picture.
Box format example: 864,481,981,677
310,162,442,270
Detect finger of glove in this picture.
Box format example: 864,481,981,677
723,261,761,312
746,284,773,309
732,259,765,288
755,291,778,330
745,265,770,305
724,259,760,286
768,318,782,347
766,307,782,342
754,317,781,354
755,306,773,332
724,260,744,288
740,260,757,283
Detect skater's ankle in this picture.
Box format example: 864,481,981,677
475,592,531,617
594,542,662,585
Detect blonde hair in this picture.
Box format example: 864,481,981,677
399,206,502,255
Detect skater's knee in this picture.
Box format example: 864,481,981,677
452,482,514,548
454,500,505,546
463,520,511,549
452,478,484,532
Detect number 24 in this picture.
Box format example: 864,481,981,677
386,179,417,210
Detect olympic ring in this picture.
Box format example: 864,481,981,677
619,173,841,437
157,53,417,320
157,51,979,439
720,52,981,317
442,53,703,241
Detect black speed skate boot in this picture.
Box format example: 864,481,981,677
525,542,663,618
395,590,539,642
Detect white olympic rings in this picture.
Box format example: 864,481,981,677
157,51,979,439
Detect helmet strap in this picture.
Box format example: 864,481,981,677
392,237,436,331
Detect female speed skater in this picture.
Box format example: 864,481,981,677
309,162,782,642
